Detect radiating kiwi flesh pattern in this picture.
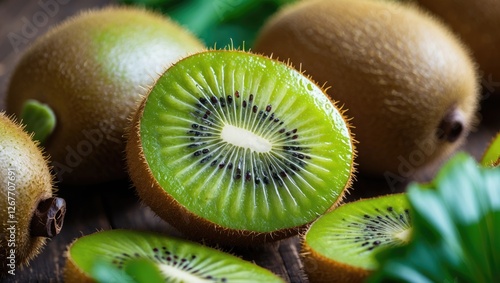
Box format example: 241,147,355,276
302,193,410,283
64,229,285,283
127,50,355,244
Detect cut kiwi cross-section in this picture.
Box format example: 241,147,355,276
302,193,410,283
64,229,284,283
126,49,355,244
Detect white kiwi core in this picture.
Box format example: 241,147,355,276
159,264,211,283
221,124,272,153
395,228,412,243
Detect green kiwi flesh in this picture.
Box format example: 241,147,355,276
127,49,354,243
302,193,410,282
64,229,284,282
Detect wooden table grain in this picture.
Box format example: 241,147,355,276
1,1,499,282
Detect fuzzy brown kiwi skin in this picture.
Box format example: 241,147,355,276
6,6,205,185
301,244,369,283
0,113,65,274
63,238,94,283
125,49,356,246
254,0,479,177
415,0,500,95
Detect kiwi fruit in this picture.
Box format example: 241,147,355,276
0,112,66,274
414,0,500,96
481,132,500,167
301,193,410,283
126,49,355,245
64,229,285,282
254,0,479,177
6,6,205,185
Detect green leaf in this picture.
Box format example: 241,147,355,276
368,152,500,283
118,0,298,48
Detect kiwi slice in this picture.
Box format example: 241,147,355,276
0,113,66,274
64,229,284,282
480,132,500,167
126,49,355,244
302,193,410,283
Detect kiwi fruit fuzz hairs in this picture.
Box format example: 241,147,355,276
126,49,355,245
0,113,66,274
254,0,479,176
6,6,205,185
302,193,410,283
414,0,500,96
64,229,285,283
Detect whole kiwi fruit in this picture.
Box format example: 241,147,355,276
126,49,355,245
254,0,479,178
6,6,205,185
64,229,285,283
0,113,66,275
301,193,410,283
414,0,500,96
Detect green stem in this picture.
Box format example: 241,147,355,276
21,99,56,144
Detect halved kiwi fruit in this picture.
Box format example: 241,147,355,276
302,193,410,283
0,113,66,274
64,229,284,282
6,6,204,185
126,49,355,245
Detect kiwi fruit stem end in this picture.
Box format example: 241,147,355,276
30,197,66,238
20,99,56,144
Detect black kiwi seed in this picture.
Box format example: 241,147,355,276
110,248,230,282
330,204,412,252
185,91,311,187
126,50,354,247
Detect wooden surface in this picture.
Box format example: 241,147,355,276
0,1,499,282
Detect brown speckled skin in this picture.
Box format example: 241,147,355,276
6,7,204,185
254,0,479,176
301,244,370,283
416,0,500,95
0,113,54,273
